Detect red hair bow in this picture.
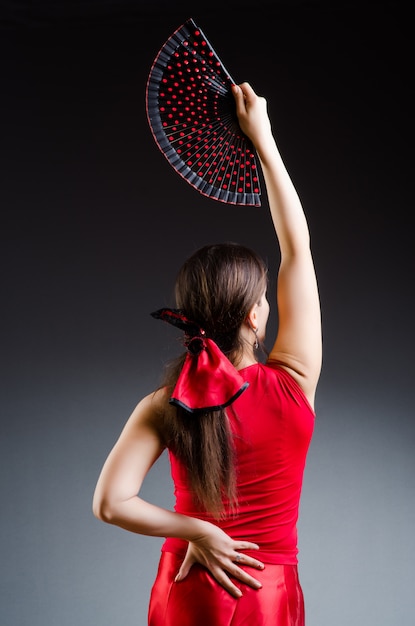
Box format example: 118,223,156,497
151,308,249,413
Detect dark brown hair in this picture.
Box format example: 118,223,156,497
160,243,268,518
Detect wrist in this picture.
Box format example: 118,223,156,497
183,516,213,542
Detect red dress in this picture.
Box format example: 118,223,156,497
148,363,315,625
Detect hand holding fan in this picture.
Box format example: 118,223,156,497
146,18,261,206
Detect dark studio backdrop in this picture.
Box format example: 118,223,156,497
1,1,414,625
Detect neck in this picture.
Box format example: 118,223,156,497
235,355,257,370
234,326,258,370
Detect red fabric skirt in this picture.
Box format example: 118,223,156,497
148,552,305,626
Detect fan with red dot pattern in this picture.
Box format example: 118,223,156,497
146,18,261,206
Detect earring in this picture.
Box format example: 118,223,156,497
253,327,259,350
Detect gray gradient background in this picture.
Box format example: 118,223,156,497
1,1,414,625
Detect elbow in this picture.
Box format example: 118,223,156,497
92,493,115,523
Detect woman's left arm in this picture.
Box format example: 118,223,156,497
92,390,264,598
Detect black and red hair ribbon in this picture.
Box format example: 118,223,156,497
151,308,249,413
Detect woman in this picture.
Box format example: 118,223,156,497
93,82,322,625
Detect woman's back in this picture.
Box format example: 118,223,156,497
163,363,315,565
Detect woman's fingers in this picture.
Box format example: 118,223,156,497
210,566,244,598
210,563,263,598
229,547,264,591
232,81,256,102
174,552,195,582
233,541,264,570
233,551,265,571
231,83,246,116
232,82,264,111
216,544,265,596
174,556,250,598
237,81,257,101
235,540,260,551
174,534,265,596
232,82,256,119
232,563,263,588
231,82,270,146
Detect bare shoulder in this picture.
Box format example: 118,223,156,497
127,387,171,433
266,357,318,411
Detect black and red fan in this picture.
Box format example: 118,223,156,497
146,18,261,206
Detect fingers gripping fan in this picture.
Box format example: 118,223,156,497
146,18,261,206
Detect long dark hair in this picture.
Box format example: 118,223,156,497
159,243,268,518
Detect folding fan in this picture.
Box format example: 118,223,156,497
146,18,261,206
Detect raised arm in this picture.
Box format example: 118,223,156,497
233,83,322,407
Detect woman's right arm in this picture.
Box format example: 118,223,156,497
233,83,322,408
92,389,264,597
